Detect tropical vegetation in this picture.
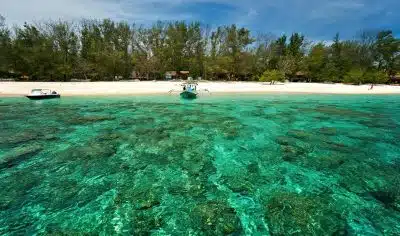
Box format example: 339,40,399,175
0,15,399,83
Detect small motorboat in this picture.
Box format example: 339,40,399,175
26,89,61,100
180,82,198,99
180,90,198,99
169,81,210,99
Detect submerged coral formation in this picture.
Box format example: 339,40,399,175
0,95,399,235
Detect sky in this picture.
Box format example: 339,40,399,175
0,0,399,40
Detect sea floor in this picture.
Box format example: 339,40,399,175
0,94,400,235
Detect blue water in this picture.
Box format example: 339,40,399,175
0,94,400,235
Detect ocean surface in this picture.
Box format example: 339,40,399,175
0,94,399,235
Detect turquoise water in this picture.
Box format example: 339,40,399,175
1,94,400,235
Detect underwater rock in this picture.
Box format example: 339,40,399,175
0,126,63,147
315,106,371,118
358,118,398,130
114,181,164,211
247,163,260,175
44,179,82,210
313,139,354,155
178,149,214,176
132,210,163,235
42,134,59,141
0,132,38,147
191,201,242,234
65,115,116,125
85,107,108,113
186,179,207,199
44,224,86,235
167,185,189,196
338,161,400,195
275,136,300,146
219,120,244,140
319,127,338,136
281,145,308,162
119,118,136,127
265,192,346,235
133,127,170,143
304,155,346,171
288,129,312,139
136,199,161,210
275,136,290,146
221,175,254,194
370,191,400,211
131,116,156,125
200,159,217,175
0,170,44,211
249,108,265,117
314,115,332,122
58,143,117,162
223,129,239,140
96,132,122,142
0,144,43,170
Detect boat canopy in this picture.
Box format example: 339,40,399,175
31,89,51,92
30,89,54,95
181,82,198,86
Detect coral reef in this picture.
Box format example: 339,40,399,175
0,95,399,235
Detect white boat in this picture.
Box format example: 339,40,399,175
26,89,61,100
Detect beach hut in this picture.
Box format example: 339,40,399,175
179,71,190,80
390,74,400,84
20,75,30,80
290,71,308,82
165,71,190,80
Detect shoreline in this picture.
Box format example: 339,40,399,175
1,81,400,97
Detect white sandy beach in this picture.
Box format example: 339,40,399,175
0,81,400,96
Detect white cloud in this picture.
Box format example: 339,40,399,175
328,1,364,9
247,8,258,17
1,0,123,25
0,0,198,26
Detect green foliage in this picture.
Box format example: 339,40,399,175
0,15,12,73
0,15,398,83
278,56,297,77
344,69,365,84
275,35,287,57
288,33,304,57
364,70,388,84
375,30,400,76
344,69,388,84
206,24,255,80
259,70,285,82
307,43,327,82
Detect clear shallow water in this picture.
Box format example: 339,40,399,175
0,94,400,235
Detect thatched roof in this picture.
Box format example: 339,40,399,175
295,71,306,76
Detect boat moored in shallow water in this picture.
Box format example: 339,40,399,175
180,82,198,99
169,81,210,99
26,89,61,100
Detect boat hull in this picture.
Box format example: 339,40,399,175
26,95,61,100
180,91,197,99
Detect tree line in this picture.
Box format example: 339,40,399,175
0,15,399,83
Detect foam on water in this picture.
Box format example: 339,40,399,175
0,94,400,235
